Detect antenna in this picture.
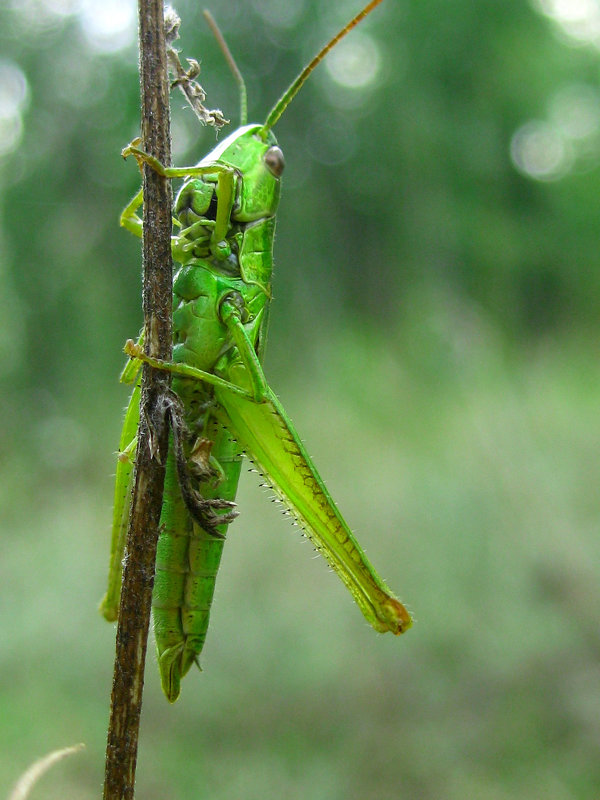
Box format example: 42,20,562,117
261,0,383,136
203,9,248,126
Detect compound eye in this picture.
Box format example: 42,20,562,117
264,145,285,178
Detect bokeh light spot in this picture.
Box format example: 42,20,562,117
533,0,600,46
77,0,137,53
324,32,382,89
0,62,28,157
510,120,572,180
549,83,600,140
0,61,28,121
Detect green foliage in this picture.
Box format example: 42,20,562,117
0,0,598,797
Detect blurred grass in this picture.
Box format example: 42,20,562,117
1,300,598,799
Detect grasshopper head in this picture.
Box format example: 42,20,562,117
173,124,284,276
174,124,284,292
201,124,284,222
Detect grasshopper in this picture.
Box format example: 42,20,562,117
101,0,411,703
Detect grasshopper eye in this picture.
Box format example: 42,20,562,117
264,146,285,178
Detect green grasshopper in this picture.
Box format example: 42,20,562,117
100,0,411,703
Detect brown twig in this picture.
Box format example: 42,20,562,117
103,0,173,798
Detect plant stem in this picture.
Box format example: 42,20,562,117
103,0,173,797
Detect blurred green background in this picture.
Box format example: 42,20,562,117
1,0,599,797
